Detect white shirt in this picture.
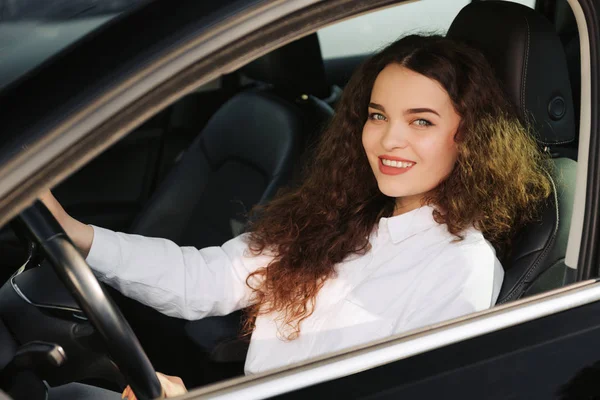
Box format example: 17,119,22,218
86,205,503,375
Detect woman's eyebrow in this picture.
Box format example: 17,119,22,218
368,102,385,112
404,108,440,117
368,103,441,117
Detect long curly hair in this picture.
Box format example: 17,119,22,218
242,34,552,340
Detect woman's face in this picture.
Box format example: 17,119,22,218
362,63,461,214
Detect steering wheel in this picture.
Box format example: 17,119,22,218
15,200,164,400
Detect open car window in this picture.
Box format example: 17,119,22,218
0,0,595,398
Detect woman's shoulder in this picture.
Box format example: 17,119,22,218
433,224,500,272
457,225,494,249
430,225,504,305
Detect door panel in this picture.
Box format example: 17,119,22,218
276,293,600,399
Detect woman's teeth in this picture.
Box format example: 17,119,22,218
381,159,414,168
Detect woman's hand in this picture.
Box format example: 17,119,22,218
121,372,187,399
38,190,94,258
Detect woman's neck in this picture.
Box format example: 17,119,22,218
393,196,425,216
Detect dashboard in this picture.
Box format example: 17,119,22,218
0,261,122,399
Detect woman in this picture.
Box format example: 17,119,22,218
42,34,551,398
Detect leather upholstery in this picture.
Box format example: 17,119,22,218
242,33,332,100
130,90,303,247
124,91,305,368
448,1,576,149
448,2,578,302
499,158,576,302
128,86,333,364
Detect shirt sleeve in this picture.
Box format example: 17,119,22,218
85,225,273,320
396,236,504,333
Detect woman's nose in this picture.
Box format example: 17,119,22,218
380,122,409,150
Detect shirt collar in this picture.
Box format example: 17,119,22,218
378,204,439,244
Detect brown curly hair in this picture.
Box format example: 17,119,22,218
242,35,552,340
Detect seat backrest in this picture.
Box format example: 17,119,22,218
129,90,305,247
241,33,338,178
447,1,578,302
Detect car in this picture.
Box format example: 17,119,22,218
0,0,598,398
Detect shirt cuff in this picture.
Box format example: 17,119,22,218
85,225,122,278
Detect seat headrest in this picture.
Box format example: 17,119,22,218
447,1,576,147
241,33,331,99
201,91,302,178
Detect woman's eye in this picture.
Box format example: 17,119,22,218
368,112,386,121
413,118,433,127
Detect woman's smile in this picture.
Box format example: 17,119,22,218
379,157,416,175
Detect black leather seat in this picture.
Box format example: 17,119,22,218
447,1,578,303
242,33,342,108
130,90,304,246
241,33,339,180
166,36,338,366
120,40,336,371
111,90,321,381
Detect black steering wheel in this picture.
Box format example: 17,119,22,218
15,200,164,400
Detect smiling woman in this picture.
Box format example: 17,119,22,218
35,33,554,399
242,34,551,347
363,64,461,212
357,36,552,243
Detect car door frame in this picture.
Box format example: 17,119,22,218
0,0,599,398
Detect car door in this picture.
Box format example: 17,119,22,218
0,0,599,398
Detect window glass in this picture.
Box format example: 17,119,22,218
0,0,146,90
317,0,470,59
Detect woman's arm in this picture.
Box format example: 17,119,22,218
39,191,270,320
39,190,94,257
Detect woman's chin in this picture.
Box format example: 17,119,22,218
377,185,414,199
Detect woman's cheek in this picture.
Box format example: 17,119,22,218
362,126,377,153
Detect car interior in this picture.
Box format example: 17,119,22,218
0,0,587,397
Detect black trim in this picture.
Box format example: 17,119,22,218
565,265,578,284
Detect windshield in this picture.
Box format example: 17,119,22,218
0,0,148,90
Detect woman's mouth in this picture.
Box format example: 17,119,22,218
378,157,415,175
